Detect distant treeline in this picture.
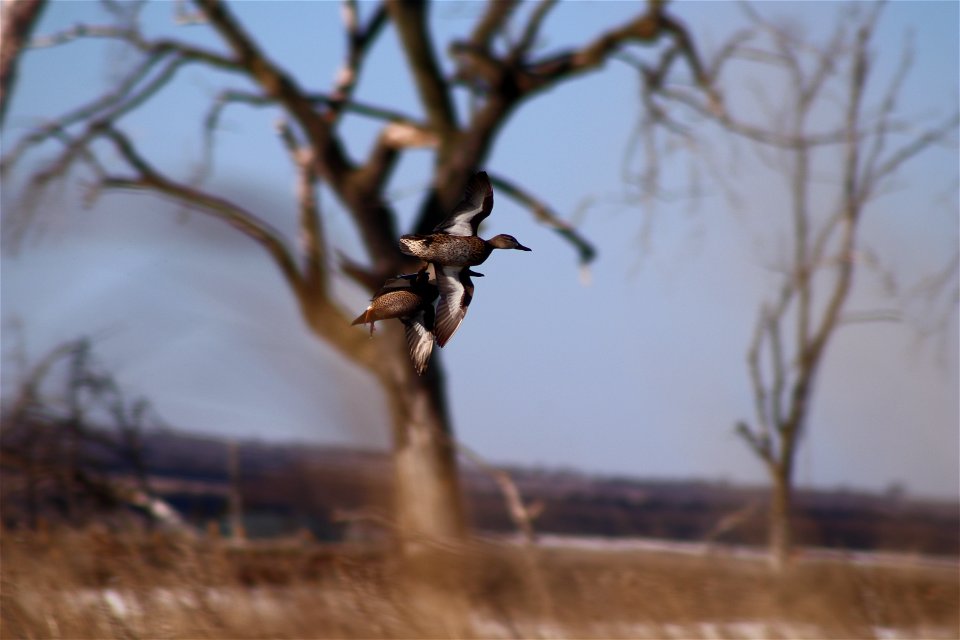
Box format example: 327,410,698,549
1,427,956,556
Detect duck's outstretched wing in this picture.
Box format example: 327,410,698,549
402,306,435,375
434,267,483,347
432,171,493,237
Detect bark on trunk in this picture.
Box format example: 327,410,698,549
373,323,472,635
375,324,466,546
769,461,793,571
298,294,467,545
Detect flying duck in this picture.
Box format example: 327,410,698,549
350,268,440,375
398,171,530,347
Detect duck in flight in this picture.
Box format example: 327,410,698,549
399,171,531,346
350,267,443,375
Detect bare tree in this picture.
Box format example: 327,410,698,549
637,2,958,569
0,337,180,530
1,0,711,571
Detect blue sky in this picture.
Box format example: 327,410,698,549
2,1,957,499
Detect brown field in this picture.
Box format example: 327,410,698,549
1,529,957,639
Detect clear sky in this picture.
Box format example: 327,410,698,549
2,1,957,499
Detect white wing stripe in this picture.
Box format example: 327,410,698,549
434,266,468,347
433,172,493,237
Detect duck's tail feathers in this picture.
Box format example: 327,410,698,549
350,309,371,326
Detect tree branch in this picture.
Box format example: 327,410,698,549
735,421,774,466
657,85,857,149
746,306,772,435
469,0,519,52
277,120,326,296
200,89,429,172
193,0,354,188
513,0,558,60
487,173,595,265
194,0,409,272
456,440,540,545
28,17,241,69
766,297,788,438
3,52,185,173
386,0,458,146
838,309,901,326
522,2,708,97
99,126,304,295
779,12,875,445
99,125,379,367
329,1,387,122
859,30,912,184
0,0,48,127
868,113,960,189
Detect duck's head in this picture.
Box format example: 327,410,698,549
488,234,532,251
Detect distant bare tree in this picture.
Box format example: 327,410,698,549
0,337,179,529
635,2,958,569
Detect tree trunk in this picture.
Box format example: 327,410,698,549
298,293,467,546
227,439,245,542
769,460,794,571
369,323,472,636
374,323,466,547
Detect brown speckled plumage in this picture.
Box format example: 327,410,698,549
351,270,439,375
353,289,426,325
398,172,531,267
398,234,491,266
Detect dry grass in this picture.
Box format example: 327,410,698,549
1,528,957,639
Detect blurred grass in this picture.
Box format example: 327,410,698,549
1,528,957,639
